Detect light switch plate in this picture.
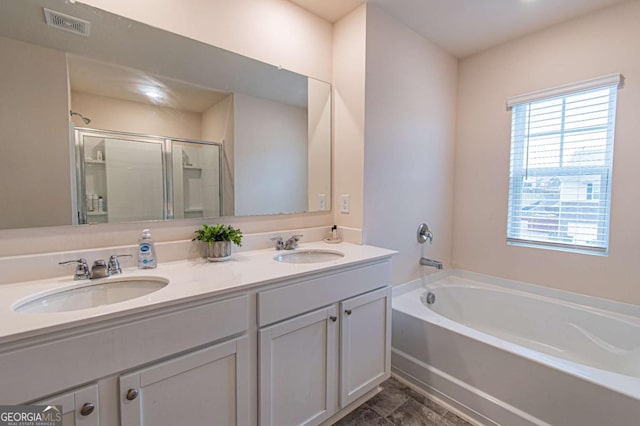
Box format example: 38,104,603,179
340,194,350,214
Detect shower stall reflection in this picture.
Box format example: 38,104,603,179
75,128,222,224
171,140,221,220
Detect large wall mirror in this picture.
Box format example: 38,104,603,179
0,0,332,230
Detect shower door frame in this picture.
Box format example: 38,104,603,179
169,137,224,221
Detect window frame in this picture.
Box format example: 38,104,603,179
506,74,623,255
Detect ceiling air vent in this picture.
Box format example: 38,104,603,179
43,8,91,37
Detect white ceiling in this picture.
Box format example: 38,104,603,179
288,0,363,22
68,55,229,113
0,0,312,108
291,0,629,57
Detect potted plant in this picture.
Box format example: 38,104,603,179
193,224,243,262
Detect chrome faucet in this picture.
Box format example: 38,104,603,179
59,258,90,280
90,260,109,279
284,235,303,250
270,237,285,250
420,257,443,270
271,234,303,250
60,254,132,280
108,254,133,275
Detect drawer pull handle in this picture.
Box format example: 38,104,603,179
330,316,337,322
345,309,352,316
126,388,139,401
80,403,95,416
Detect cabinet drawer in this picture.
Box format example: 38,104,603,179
257,260,391,327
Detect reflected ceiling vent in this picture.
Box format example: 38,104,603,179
43,8,91,37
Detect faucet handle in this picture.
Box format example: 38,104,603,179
59,258,90,280
285,234,303,250
59,258,88,266
417,223,434,244
108,254,133,275
270,236,285,250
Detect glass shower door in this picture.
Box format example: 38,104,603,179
103,137,164,223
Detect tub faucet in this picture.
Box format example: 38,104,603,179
420,257,443,270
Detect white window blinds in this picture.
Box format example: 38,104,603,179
506,74,623,254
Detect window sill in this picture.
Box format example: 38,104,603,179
506,240,608,257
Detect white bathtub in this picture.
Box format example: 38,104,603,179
391,270,640,426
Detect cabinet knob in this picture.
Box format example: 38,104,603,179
80,402,95,416
126,388,139,401
345,309,352,316
329,316,337,322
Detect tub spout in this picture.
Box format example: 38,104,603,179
420,257,443,270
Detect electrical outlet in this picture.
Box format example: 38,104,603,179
318,194,326,210
340,194,350,214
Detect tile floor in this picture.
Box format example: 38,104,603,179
334,377,473,426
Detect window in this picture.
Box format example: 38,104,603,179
506,74,623,254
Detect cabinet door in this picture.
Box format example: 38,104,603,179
36,384,99,426
119,336,248,426
259,306,338,426
340,286,392,407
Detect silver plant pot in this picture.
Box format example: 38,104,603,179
206,241,232,262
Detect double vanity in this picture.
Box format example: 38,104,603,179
0,242,395,426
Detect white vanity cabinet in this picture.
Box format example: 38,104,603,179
258,260,392,426
36,384,100,426
120,336,249,426
259,306,338,426
340,287,392,407
5,294,249,426
2,246,394,426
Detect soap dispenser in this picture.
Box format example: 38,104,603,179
138,229,158,269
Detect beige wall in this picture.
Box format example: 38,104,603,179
233,93,308,216
363,5,458,285
201,96,231,142
71,91,202,140
332,5,367,230
202,95,235,216
452,0,640,304
307,79,332,212
82,0,333,82
0,1,333,256
0,37,72,229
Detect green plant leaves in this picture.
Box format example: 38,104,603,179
193,224,243,246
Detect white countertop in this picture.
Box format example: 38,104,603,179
0,242,395,345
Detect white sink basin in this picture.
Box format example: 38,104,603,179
14,277,169,314
274,249,344,264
